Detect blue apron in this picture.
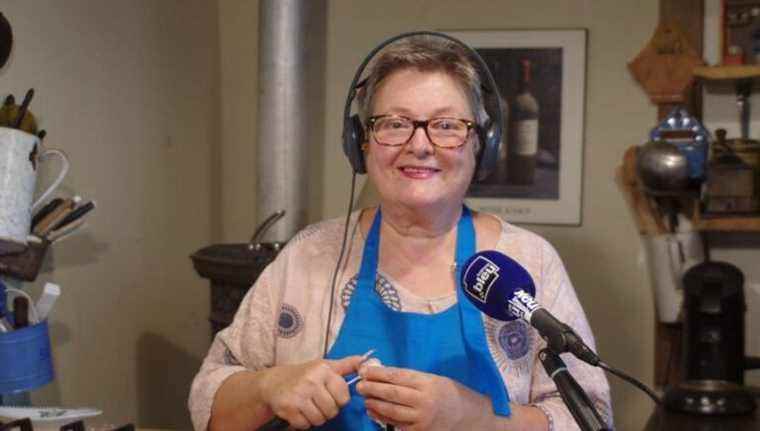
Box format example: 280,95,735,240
317,206,510,430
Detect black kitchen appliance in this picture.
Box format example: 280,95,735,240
664,261,760,415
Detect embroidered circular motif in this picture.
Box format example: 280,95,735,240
341,274,402,311
277,303,303,338
498,320,530,360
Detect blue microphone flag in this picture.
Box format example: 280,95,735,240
460,250,536,322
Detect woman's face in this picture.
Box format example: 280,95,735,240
365,68,477,212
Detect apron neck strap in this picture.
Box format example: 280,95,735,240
358,206,475,290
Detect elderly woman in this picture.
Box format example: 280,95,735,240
189,34,612,431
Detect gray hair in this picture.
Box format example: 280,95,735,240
356,35,490,135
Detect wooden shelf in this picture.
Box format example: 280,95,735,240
692,64,760,81
694,213,760,231
693,65,760,81
619,146,760,233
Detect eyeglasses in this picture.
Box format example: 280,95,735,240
367,115,476,148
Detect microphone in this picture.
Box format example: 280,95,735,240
460,250,600,366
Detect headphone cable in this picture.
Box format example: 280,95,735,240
323,170,359,356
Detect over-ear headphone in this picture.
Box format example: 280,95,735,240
342,31,504,181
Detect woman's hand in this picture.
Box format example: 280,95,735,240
258,355,364,429
356,365,487,431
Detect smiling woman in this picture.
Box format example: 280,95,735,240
363,69,477,215
189,33,612,431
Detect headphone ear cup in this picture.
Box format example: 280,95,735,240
342,114,366,174
476,119,500,181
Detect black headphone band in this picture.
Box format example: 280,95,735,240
342,31,504,179
343,31,503,131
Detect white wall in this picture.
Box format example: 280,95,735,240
1,1,218,428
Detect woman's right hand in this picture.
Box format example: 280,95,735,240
258,355,364,429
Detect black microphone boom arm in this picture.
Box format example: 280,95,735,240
530,309,600,366
538,348,610,431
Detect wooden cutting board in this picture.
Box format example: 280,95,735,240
628,21,704,104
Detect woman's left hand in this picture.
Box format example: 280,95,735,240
355,365,485,431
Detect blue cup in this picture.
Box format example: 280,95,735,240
0,320,54,394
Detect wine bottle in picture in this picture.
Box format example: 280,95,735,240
508,59,539,185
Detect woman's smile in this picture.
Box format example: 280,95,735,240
365,68,476,211
398,164,441,179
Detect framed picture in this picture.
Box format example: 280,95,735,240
447,29,587,225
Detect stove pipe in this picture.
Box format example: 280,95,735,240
256,0,325,241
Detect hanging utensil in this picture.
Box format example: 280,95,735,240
12,89,34,130
736,79,752,140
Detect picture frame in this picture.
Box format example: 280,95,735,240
447,29,587,225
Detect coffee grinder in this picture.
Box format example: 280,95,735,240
664,260,760,415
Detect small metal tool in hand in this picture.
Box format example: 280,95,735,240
346,348,379,386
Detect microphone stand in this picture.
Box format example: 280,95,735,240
538,348,611,431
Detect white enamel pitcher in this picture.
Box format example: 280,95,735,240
0,127,68,254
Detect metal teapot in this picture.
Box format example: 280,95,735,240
636,140,690,195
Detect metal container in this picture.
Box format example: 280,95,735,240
636,140,691,194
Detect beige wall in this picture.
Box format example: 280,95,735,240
2,1,218,428
218,0,258,243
